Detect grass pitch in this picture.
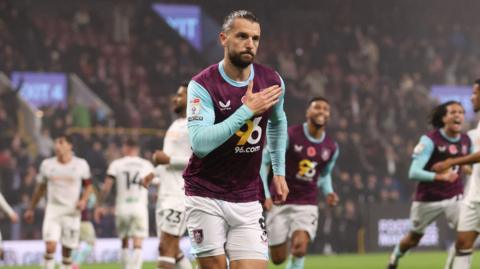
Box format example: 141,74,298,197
3,251,478,269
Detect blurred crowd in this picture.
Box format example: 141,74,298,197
1,0,480,254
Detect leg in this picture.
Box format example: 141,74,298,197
121,237,131,269
158,231,180,269
131,237,144,269
452,231,478,269
269,243,288,265
44,241,57,269
225,201,268,269
230,259,267,269
185,196,228,269
266,204,290,265
197,255,228,269
60,246,73,269
286,230,310,269
388,231,423,268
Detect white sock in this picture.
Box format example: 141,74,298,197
158,256,175,269
44,253,55,269
452,249,473,269
286,255,305,269
132,248,142,269
389,243,405,265
121,248,130,269
176,254,192,269
60,256,72,269
444,244,456,269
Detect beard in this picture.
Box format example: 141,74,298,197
229,51,254,69
174,105,184,115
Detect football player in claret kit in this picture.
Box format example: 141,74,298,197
183,9,289,269
387,101,472,269
142,81,192,269
261,97,339,269
24,134,93,269
95,138,154,269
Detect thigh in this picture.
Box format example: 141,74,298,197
225,201,268,261
410,201,443,234
60,214,81,249
197,255,228,269
290,205,318,242
457,201,480,232
79,221,96,243
185,196,227,258
230,259,267,269
132,212,149,239
443,196,462,229
266,205,290,246
43,213,62,243
156,206,187,237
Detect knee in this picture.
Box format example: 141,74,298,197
271,252,287,265
456,237,474,250
46,244,56,254
291,242,307,258
159,241,174,256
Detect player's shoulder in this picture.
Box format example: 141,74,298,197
253,62,278,74
191,63,219,84
72,156,89,165
40,157,56,168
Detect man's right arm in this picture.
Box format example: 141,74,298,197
187,80,254,158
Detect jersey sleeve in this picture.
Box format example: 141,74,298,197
140,161,155,179
187,80,254,158
408,135,436,182
36,160,48,184
259,148,273,199
82,160,92,180
0,193,14,216
317,146,339,195
267,75,288,176
106,160,118,179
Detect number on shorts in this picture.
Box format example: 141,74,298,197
259,216,266,231
124,171,141,189
166,209,182,224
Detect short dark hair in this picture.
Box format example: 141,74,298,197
123,138,138,148
222,10,259,32
179,80,189,88
54,133,73,144
308,96,330,106
429,100,462,129
475,78,480,85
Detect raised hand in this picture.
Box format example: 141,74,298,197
243,80,282,115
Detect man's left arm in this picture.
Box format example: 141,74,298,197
317,147,340,206
267,75,288,203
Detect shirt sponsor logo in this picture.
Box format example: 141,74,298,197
438,146,446,153
219,100,231,111
294,144,303,152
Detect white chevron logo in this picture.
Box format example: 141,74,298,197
219,100,231,110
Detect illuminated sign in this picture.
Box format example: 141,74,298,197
11,72,67,108
431,85,474,120
378,218,438,247
152,3,202,50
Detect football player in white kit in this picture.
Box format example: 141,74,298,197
0,192,18,261
432,79,480,269
24,134,93,269
96,138,154,269
142,82,192,269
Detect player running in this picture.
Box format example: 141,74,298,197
261,97,339,269
24,134,93,269
387,101,472,269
